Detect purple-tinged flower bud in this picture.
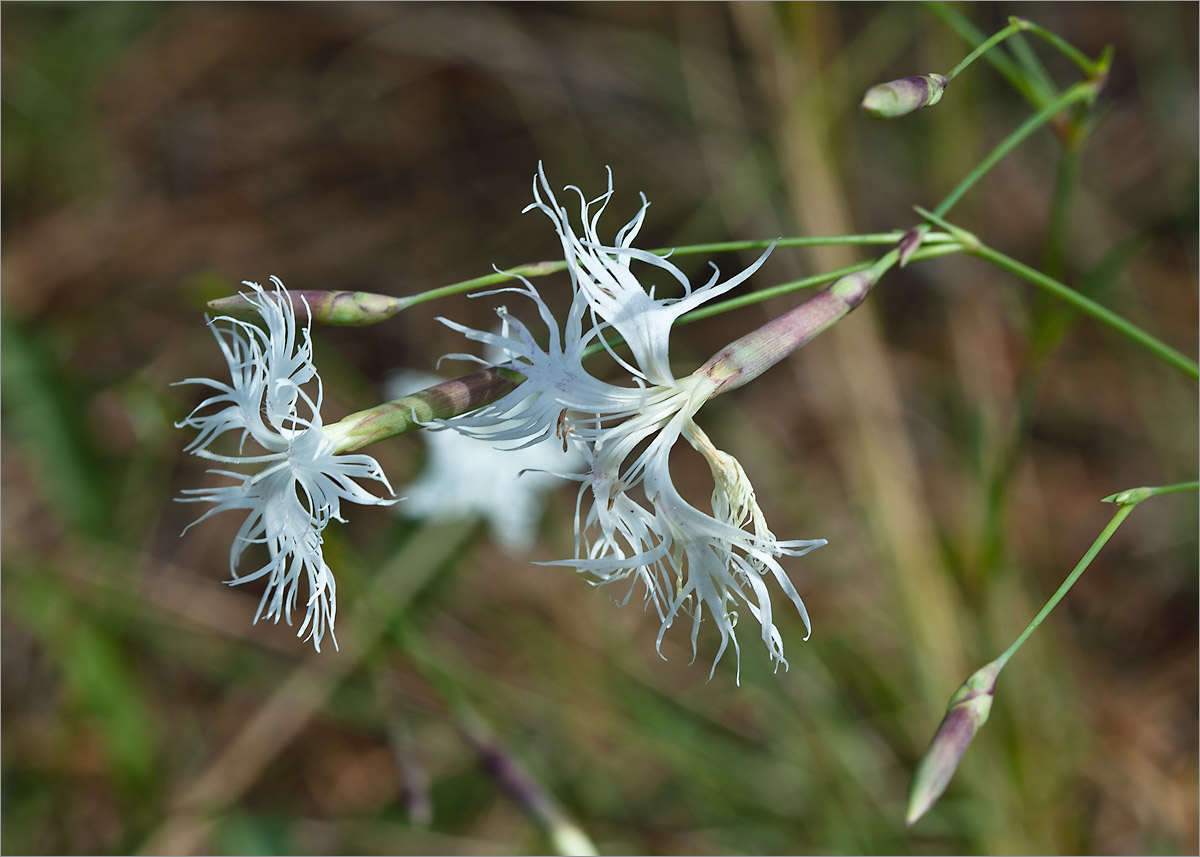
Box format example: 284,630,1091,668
208,289,409,326
906,659,1002,826
861,73,948,119
696,269,878,398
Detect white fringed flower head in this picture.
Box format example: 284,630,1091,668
176,277,395,651
440,165,826,679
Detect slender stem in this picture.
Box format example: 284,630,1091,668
973,243,1199,381
1021,19,1100,77
994,479,1198,670
944,18,1026,83
396,232,954,310
922,2,1042,106
395,261,568,311
579,243,967,361
680,243,964,324
994,505,1133,670
932,80,1099,219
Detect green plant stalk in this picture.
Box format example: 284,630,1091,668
395,232,954,311
1020,18,1100,76
580,243,965,362
833,85,1098,303
911,207,1195,381
1006,30,1058,99
943,17,1027,83
673,243,964,325
923,2,1043,106
932,79,1099,219
926,6,1101,106
974,243,1200,381
994,504,1132,671
994,480,1198,670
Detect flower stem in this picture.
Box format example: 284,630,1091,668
932,79,1101,219
993,480,1198,671
1019,18,1103,77
680,243,965,324
993,504,1132,672
393,232,955,311
972,243,1199,381
943,17,1028,83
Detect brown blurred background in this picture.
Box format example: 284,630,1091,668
3,3,1197,855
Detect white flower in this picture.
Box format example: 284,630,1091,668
440,166,826,679
176,277,395,651
387,370,584,553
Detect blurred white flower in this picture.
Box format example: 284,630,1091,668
439,166,826,678
176,277,395,651
388,370,584,554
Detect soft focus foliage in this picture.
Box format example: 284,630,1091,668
2,4,1196,855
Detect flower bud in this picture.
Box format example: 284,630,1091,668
696,269,878,397
861,73,948,119
207,289,409,326
906,659,1002,826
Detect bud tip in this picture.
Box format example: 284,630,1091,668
861,73,948,119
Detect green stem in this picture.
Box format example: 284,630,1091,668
923,2,1040,106
994,505,1132,670
925,7,1101,105
973,243,1199,381
932,80,1100,219
1020,19,1100,77
1005,29,1057,101
944,18,1027,83
396,232,954,310
580,243,967,361
994,480,1198,670
680,243,964,324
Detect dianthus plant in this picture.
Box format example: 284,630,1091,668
437,166,826,677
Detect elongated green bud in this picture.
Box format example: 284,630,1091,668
696,269,878,397
208,289,410,326
861,73,948,119
325,366,523,452
906,659,1002,826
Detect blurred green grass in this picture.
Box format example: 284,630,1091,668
2,3,1196,855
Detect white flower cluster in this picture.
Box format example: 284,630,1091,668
440,167,826,677
176,278,394,651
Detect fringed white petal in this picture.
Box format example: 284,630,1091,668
177,278,395,651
